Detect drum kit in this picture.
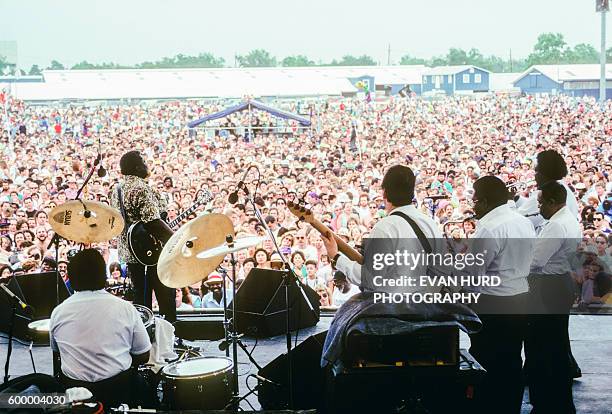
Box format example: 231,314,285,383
33,198,271,410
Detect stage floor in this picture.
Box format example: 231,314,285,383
1,315,611,413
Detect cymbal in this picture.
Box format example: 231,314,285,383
196,235,266,260
49,200,124,244
158,213,235,288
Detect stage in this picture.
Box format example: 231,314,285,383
1,314,611,413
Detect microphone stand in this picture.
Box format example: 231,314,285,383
241,177,317,410
1,285,17,384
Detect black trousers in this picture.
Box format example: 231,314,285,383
525,274,576,414
60,368,156,410
127,263,176,323
469,293,528,414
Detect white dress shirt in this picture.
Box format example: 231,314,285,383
336,204,444,288
517,181,578,233
50,290,151,382
530,206,581,274
467,204,536,296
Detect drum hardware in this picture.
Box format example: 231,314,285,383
236,174,316,409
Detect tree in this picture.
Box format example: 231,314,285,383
526,33,567,66
399,54,426,65
71,60,97,70
446,48,470,65
608,47,612,63
28,64,42,75
281,55,315,67
47,60,65,70
329,55,376,66
564,43,599,64
236,49,277,67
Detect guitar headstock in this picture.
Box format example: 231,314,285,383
196,189,214,205
286,201,315,224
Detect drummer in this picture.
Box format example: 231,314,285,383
49,249,156,408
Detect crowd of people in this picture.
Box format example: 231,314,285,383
1,91,611,309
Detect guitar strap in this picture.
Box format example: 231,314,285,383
390,211,432,254
116,184,130,233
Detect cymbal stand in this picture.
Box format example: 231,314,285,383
243,192,317,410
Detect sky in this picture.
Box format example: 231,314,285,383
1,0,610,70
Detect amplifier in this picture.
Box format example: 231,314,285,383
344,325,459,369
327,348,486,414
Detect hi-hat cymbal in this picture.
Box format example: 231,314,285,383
49,200,124,244
196,235,266,260
158,213,235,288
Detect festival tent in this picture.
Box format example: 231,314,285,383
187,99,312,128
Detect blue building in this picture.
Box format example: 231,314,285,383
513,64,612,100
421,65,490,95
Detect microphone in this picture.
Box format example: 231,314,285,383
228,165,253,204
0,283,33,313
424,195,449,201
251,374,281,387
97,135,106,177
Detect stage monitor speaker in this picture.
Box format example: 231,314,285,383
258,330,327,410
229,268,320,337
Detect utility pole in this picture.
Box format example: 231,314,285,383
597,0,609,105
509,48,513,72
387,44,391,66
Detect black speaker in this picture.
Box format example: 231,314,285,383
229,268,320,337
258,330,327,410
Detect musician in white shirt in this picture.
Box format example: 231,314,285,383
466,176,536,414
525,182,580,414
321,165,444,290
49,249,154,408
517,150,578,233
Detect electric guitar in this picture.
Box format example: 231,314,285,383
127,190,213,266
287,201,363,264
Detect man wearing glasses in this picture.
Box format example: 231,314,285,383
464,176,536,414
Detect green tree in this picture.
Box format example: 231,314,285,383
608,47,612,63
0,55,9,73
28,64,42,75
236,49,277,67
281,55,315,67
563,43,599,64
47,60,65,70
446,48,469,65
329,55,376,66
526,33,567,66
71,60,97,70
399,54,426,65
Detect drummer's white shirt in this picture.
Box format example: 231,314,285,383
50,290,152,382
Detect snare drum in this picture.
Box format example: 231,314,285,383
160,356,233,410
133,304,155,342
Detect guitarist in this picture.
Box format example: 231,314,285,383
110,150,176,323
321,164,444,288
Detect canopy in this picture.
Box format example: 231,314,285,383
188,99,311,128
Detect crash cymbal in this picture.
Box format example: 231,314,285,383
158,213,234,288
49,200,124,244
196,235,266,260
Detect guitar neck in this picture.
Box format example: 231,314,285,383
168,193,212,229
308,219,364,265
